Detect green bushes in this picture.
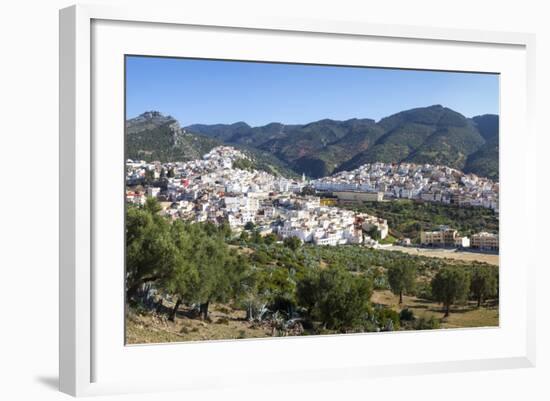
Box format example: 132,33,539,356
412,316,441,330
376,308,401,331
397,309,441,330
415,282,433,301
345,200,499,239
283,236,302,251
232,158,254,171
297,266,373,332
399,308,415,321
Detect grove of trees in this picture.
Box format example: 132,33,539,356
127,198,245,320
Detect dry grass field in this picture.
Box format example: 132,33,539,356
371,290,499,329
389,245,499,266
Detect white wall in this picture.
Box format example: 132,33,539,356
0,0,548,400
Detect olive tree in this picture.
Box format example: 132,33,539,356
431,268,470,317
387,264,417,304
470,267,498,307
168,223,247,320
125,199,178,301
297,266,372,332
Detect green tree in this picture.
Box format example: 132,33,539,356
244,221,255,231
144,196,162,214
431,268,470,317
387,264,417,304
297,266,373,332
283,236,302,251
162,221,197,321
144,168,155,184
239,230,250,242
296,272,319,316
233,158,254,171
470,267,498,307
252,250,270,265
218,221,232,240
250,230,264,244
366,226,381,241
126,199,177,300
259,266,297,314
178,223,246,320
263,233,277,245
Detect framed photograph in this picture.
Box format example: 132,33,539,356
59,4,536,396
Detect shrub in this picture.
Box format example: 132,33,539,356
413,316,441,330
399,308,415,321
377,308,400,331
416,282,433,300
283,236,302,251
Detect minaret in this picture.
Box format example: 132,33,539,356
302,172,306,182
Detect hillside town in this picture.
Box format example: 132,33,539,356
312,162,499,212
126,146,498,250
126,146,389,246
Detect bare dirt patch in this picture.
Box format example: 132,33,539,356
126,303,271,344
388,245,499,266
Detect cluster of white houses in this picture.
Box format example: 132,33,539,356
127,146,498,250
126,147,389,246
312,162,499,212
420,226,499,251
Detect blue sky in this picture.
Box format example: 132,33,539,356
126,56,499,127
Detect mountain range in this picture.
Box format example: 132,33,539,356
126,105,499,180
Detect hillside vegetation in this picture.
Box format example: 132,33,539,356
344,200,499,240
126,199,498,343
184,105,499,179
126,112,220,162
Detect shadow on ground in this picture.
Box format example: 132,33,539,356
35,376,58,391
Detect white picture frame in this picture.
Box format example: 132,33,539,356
59,4,536,397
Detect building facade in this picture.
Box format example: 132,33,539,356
470,232,499,250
